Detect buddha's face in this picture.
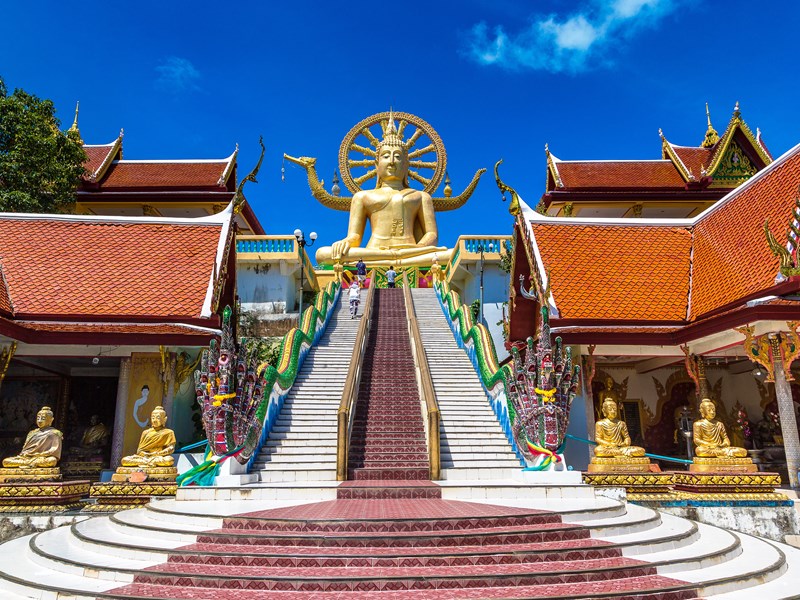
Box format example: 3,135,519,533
36,410,53,429
602,400,618,419
151,410,166,429
89,415,99,426
376,144,408,183
700,400,716,420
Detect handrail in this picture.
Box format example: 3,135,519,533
336,270,376,480
402,273,441,480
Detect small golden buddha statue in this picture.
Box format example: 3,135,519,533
2,406,63,468
68,415,109,458
315,114,451,267
594,398,646,458
120,406,176,468
693,399,749,459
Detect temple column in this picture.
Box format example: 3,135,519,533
770,335,800,489
110,357,132,468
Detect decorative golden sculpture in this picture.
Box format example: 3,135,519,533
120,406,176,468
68,415,110,458
693,399,749,459
2,407,63,468
593,399,646,458
285,111,485,267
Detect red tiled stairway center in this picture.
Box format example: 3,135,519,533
348,288,431,481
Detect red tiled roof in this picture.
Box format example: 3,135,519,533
520,143,800,329
99,161,229,189
671,146,714,179
0,268,11,315
531,224,691,320
690,146,800,318
13,321,217,335
0,216,224,319
555,161,686,189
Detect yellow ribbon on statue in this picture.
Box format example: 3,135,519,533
212,392,237,407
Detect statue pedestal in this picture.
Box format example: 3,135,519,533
61,460,105,480
689,457,758,473
86,480,177,513
586,457,651,473
674,471,783,498
0,467,62,484
111,466,177,483
0,477,89,513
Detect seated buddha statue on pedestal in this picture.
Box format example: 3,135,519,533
113,406,177,482
690,398,755,473
0,406,63,482
587,399,650,473
2,406,62,469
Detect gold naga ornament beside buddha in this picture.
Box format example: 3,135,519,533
285,111,486,267
690,398,755,473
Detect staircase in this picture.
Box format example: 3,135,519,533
250,292,359,482
3,490,800,598
347,288,430,480
411,288,523,479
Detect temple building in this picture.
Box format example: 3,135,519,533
506,135,800,480
0,209,236,474
542,103,773,218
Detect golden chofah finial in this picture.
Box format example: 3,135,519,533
701,102,719,148
67,101,83,144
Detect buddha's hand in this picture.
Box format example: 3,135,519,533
331,239,351,261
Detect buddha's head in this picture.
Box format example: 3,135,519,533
36,406,54,429
89,414,100,426
150,406,168,429
375,113,409,188
699,398,716,420
601,398,619,420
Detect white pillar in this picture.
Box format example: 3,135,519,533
771,336,800,489
110,357,132,468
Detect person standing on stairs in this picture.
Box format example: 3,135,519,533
386,265,397,288
356,258,367,287
349,280,361,318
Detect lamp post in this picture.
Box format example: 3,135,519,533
294,228,317,323
477,242,494,326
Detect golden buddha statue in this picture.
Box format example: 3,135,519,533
594,398,645,458
120,406,176,468
2,406,63,468
314,115,450,267
68,414,109,458
693,399,748,459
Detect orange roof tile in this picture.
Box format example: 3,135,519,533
531,223,691,320
0,267,11,315
520,143,800,328
0,215,225,320
82,140,121,180
671,146,714,178
690,146,800,318
555,161,686,189
99,161,230,189
13,321,217,335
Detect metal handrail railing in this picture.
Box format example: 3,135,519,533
402,273,441,480
336,270,376,481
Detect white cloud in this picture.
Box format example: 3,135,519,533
155,57,201,93
465,0,678,73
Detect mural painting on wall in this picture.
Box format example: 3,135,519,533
0,378,62,459
123,353,164,457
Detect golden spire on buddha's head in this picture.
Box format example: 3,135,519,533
380,108,405,149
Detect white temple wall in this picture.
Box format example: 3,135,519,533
237,263,298,314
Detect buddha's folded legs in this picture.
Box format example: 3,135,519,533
2,455,58,468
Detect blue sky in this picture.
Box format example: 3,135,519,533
3,1,799,250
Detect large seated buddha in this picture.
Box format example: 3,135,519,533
689,398,755,473
285,110,485,268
